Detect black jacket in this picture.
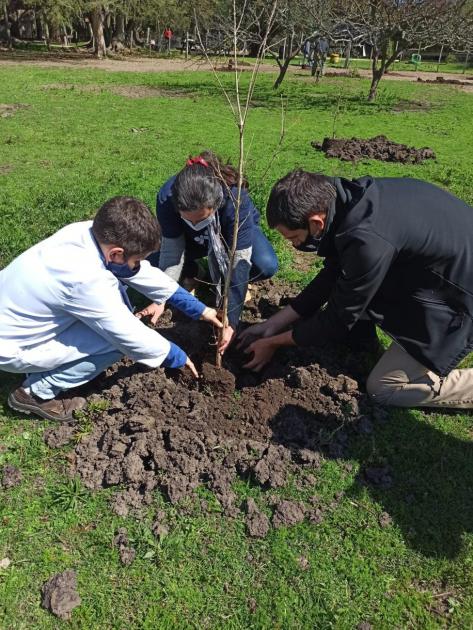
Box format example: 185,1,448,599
291,177,473,376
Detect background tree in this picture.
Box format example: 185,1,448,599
332,0,468,101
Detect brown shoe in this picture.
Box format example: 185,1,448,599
7,387,86,422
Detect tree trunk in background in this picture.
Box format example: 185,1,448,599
103,12,112,48
368,67,383,101
273,58,291,88
344,39,352,69
35,11,43,40
114,13,125,42
125,19,134,48
90,7,106,59
3,4,11,48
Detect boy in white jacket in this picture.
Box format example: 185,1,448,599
0,196,221,422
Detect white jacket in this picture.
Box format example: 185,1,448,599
0,221,180,372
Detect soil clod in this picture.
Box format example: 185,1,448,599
41,570,81,620
245,497,270,538
272,500,306,528
1,464,22,489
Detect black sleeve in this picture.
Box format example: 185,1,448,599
290,257,339,318
293,230,396,346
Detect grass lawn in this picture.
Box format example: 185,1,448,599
1,62,473,629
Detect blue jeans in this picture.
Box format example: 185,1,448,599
149,226,278,281
24,350,122,400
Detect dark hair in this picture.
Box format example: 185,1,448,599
172,150,249,214
266,170,336,230
92,196,161,257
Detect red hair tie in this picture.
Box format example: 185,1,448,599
186,156,209,167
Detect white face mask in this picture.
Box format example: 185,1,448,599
182,214,214,231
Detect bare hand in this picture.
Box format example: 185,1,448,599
185,356,199,379
218,325,235,355
237,321,278,349
243,338,277,372
200,307,223,329
135,302,165,325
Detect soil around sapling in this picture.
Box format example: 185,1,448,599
47,281,382,534
312,135,436,164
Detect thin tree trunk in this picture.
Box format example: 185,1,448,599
90,7,106,59
368,63,383,101
463,50,470,75
436,44,444,73
344,39,352,69
273,59,290,88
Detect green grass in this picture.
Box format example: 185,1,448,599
1,63,473,628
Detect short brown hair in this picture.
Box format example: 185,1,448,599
92,196,161,257
266,170,336,230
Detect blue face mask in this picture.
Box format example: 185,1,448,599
182,214,214,231
106,260,141,279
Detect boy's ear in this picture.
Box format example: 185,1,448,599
107,246,125,261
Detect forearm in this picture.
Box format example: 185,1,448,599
266,304,301,332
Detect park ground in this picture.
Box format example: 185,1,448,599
0,54,473,628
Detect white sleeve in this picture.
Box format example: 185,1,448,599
64,272,176,368
122,260,180,303
158,235,186,282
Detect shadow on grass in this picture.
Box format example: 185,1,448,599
270,401,473,559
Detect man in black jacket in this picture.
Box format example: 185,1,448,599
238,170,473,408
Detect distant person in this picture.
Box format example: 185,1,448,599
311,36,330,79
239,171,473,410
302,39,312,69
0,197,221,421
148,151,278,355
163,27,173,41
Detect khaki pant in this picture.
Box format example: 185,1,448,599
367,342,473,409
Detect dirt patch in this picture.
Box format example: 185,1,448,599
0,103,29,118
417,76,473,87
312,135,436,164
0,164,14,174
1,464,22,489
413,579,462,621
41,570,81,620
42,82,193,99
44,423,77,448
392,99,431,113
48,282,381,534
107,85,193,99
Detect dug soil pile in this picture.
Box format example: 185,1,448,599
417,76,473,87
46,282,382,535
312,135,436,164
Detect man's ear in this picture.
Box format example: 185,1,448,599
107,246,125,262
307,213,325,235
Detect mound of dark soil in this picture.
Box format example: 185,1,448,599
46,282,380,534
417,76,473,86
312,135,436,164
